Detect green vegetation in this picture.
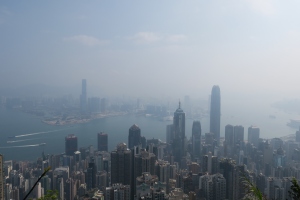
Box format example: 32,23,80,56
242,176,300,200
37,190,59,200
289,177,300,200
242,175,267,200
24,167,51,200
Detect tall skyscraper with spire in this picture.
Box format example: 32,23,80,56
173,101,185,140
172,101,186,164
210,85,221,145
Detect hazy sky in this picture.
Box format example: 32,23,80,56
1,1,300,100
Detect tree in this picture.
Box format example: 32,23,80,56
37,190,59,200
289,177,300,200
24,167,51,200
242,175,267,200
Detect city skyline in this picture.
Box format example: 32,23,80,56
2,1,300,199
1,103,299,199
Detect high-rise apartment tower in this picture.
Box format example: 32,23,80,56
248,126,260,147
65,134,78,156
110,143,132,185
98,132,108,151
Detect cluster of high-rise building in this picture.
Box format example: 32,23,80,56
80,79,107,114
1,85,300,199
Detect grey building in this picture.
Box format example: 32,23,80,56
199,173,226,200
210,85,221,145
248,126,260,147
110,143,132,185
128,124,141,149
172,102,186,165
105,183,131,200
192,121,201,159
97,132,108,152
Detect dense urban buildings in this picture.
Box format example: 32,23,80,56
210,85,221,145
2,83,300,200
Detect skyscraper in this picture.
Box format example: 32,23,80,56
172,101,186,164
224,124,234,156
166,124,174,144
134,149,156,179
248,126,260,146
173,101,185,140
210,85,221,145
199,173,226,200
233,125,244,145
134,149,156,195
128,124,141,149
202,151,219,174
219,159,235,200
80,79,87,112
86,158,97,190
0,154,3,200
65,134,78,156
110,143,132,185
192,121,201,159
105,184,131,200
97,132,108,151
225,125,234,146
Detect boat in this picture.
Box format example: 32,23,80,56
161,116,173,121
39,143,46,146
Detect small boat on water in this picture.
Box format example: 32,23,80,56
161,116,173,121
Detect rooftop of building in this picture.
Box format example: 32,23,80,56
130,124,140,131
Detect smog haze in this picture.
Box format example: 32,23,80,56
0,1,299,103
